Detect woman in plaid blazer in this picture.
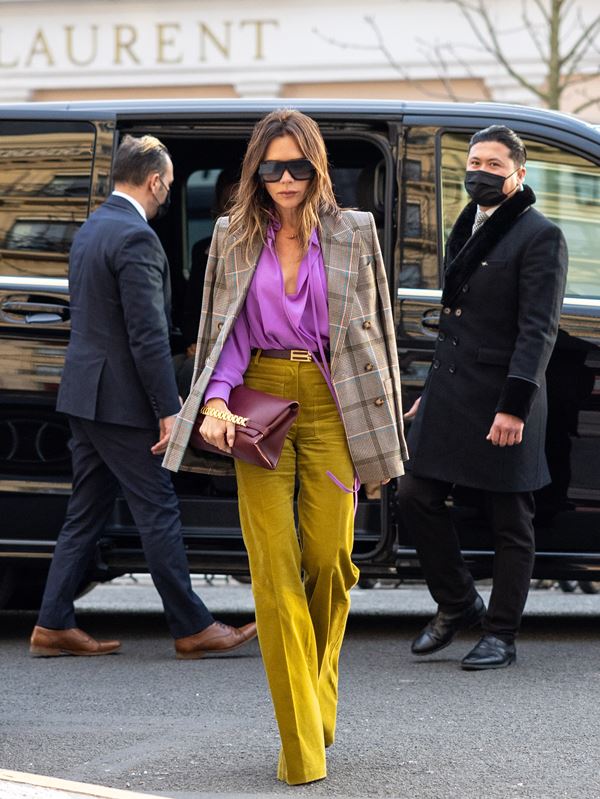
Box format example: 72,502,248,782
163,110,407,785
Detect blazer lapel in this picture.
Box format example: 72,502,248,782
223,231,263,321
320,213,360,377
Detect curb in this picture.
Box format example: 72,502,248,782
0,770,170,799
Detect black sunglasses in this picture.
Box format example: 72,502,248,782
258,159,316,183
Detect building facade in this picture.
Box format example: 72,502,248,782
0,0,598,120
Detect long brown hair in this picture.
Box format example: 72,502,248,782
226,109,340,261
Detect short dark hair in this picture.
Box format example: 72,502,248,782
468,125,527,167
112,134,171,186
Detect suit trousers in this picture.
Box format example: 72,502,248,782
37,416,214,638
234,355,358,786
397,473,536,642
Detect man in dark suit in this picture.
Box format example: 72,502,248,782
398,125,568,669
30,135,256,658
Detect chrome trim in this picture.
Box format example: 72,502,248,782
0,480,71,494
562,298,600,308
0,277,69,294
397,288,600,309
0,552,53,559
397,288,442,301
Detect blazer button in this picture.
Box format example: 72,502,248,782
438,332,446,342
374,397,384,407
455,308,462,317
449,364,456,374
362,320,372,330
462,285,469,293
452,336,459,346
432,359,440,369
442,307,451,315
365,363,374,372
481,260,488,266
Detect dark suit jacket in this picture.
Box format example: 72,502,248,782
56,195,181,428
407,186,568,492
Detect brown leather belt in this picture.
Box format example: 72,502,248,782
252,348,326,363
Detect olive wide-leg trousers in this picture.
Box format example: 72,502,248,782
235,355,358,786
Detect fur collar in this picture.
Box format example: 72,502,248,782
441,184,536,306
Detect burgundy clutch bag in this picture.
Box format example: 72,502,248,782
189,384,300,470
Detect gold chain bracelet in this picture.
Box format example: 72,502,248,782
200,405,248,427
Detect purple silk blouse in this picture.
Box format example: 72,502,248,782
204,224,330,404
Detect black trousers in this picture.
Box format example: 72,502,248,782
398,473,536,643
37,416,214,638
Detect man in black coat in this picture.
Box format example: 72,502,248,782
398,125,568,669
30,135,256,658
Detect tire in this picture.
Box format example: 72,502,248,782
357,577,378,589
558,580,578,593
0,565,18,609
578,581,600,595
0,565,94,611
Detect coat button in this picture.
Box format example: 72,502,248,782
455,308,462,317
217,322,223,330
462,285,469,293
365,363,374,372
374,397,384,407
362,320,372,330
438,332,446,342
452,336,459,346
449,364,456,374
432,359,440,369
442,307,451,315
481,260,488,266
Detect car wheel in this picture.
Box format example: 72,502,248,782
558,580,578,593
578,581,600,594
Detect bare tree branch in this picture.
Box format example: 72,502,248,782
521,0,548,62
559,11,600,67
453,0,547,102
573,95,600,114
314,1,600,114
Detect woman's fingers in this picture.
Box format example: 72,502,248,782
199,417,232,453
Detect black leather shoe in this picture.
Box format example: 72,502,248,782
411,594,486,655
461,634,516,670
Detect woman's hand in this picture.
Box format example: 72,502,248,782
200,398,236,453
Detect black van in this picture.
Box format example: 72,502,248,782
1,99,599,609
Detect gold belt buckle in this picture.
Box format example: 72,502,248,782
290,349,312,362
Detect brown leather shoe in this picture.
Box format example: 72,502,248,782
29,625,121,657
175,620,257,660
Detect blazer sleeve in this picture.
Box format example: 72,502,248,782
367,213,408,461
114,228,181,419
495,223,568,421
189,216,228,389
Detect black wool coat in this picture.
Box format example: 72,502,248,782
407,185,568,492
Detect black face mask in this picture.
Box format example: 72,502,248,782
153,177,171,219
464,168,519,207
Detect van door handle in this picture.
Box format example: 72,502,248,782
421,309,440,330
1,299,70,324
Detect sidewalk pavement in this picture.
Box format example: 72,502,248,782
0,770,172,799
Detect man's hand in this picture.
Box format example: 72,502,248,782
152,415,177,455
199,398,236,453
404,396,421,420
486,412,524,447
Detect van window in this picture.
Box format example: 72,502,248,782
398,127,439,291
0,121,95,278
440,132,600,299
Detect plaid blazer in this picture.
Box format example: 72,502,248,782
163,209,408,483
